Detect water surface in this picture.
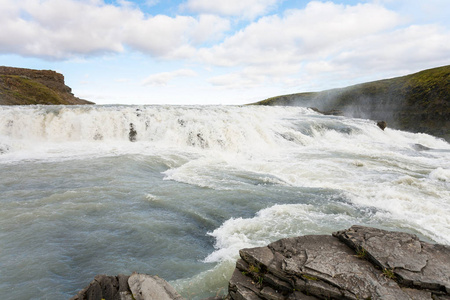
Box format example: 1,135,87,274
0,105,449,299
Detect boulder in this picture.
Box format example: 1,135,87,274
71,273,184,300
334,225,450,293
128,273,184,300
70,274,132,300
377,121,387,130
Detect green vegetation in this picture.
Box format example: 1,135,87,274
301,274,318,281
382,268,396,280
0,66,93,105
0,75,70,105
356,247,367,259
247,264,265,287
252,65,450,141
248,264,260,274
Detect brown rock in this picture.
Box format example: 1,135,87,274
0,66,94,105
377,121,387,130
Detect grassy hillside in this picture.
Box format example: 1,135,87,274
0,66,94,105
0,75,72,105
253,65,450,141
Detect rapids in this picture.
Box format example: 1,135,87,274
0,105,449,299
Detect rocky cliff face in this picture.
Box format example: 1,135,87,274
253,65,450,141
0,66,94,105
229,226,450,299
72,226,450,300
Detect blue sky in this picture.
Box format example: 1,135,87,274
1,0,449,105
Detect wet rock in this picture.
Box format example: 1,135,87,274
129,123,137,142
377,121,387,130
229,226,450,299
71,273,184,300
231,234,415,299
70,274,132,300
128,273,184,300
334,225,450,294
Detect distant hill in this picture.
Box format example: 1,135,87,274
252,65,450,141
0,66,94,105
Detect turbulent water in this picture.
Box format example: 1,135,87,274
0,105,449,299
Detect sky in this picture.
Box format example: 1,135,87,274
0,0,449,105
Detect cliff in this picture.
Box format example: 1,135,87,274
0,66,94,105
252,65,450,141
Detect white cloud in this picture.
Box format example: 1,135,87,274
199,2,401,67
334,24,450,72
197,1,450,89
142,69,198,86
1,0,449,98
0,0,229,59
182,0,279,19
123,14,196,57
191,14,231,44
124,14,230,58
0,0,132,58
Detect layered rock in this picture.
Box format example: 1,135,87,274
334,226,450,294
228,226,450,299
0,66,94,105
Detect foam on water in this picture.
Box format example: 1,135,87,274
1,105,449,299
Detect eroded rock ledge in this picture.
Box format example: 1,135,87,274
0,66,94,105
72,226,450,300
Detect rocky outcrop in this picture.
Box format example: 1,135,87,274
71,226,450,300
0,66,94,105
334,226,450,294
252,65,450,142
228,226,450,299
70,274,132,300
71,273,184,300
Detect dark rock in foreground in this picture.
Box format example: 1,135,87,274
71,273,184,300
229,225,450,299
70,274,132,300
334,225,450,294
72,226,450,300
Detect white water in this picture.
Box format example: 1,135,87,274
0,105,449,299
